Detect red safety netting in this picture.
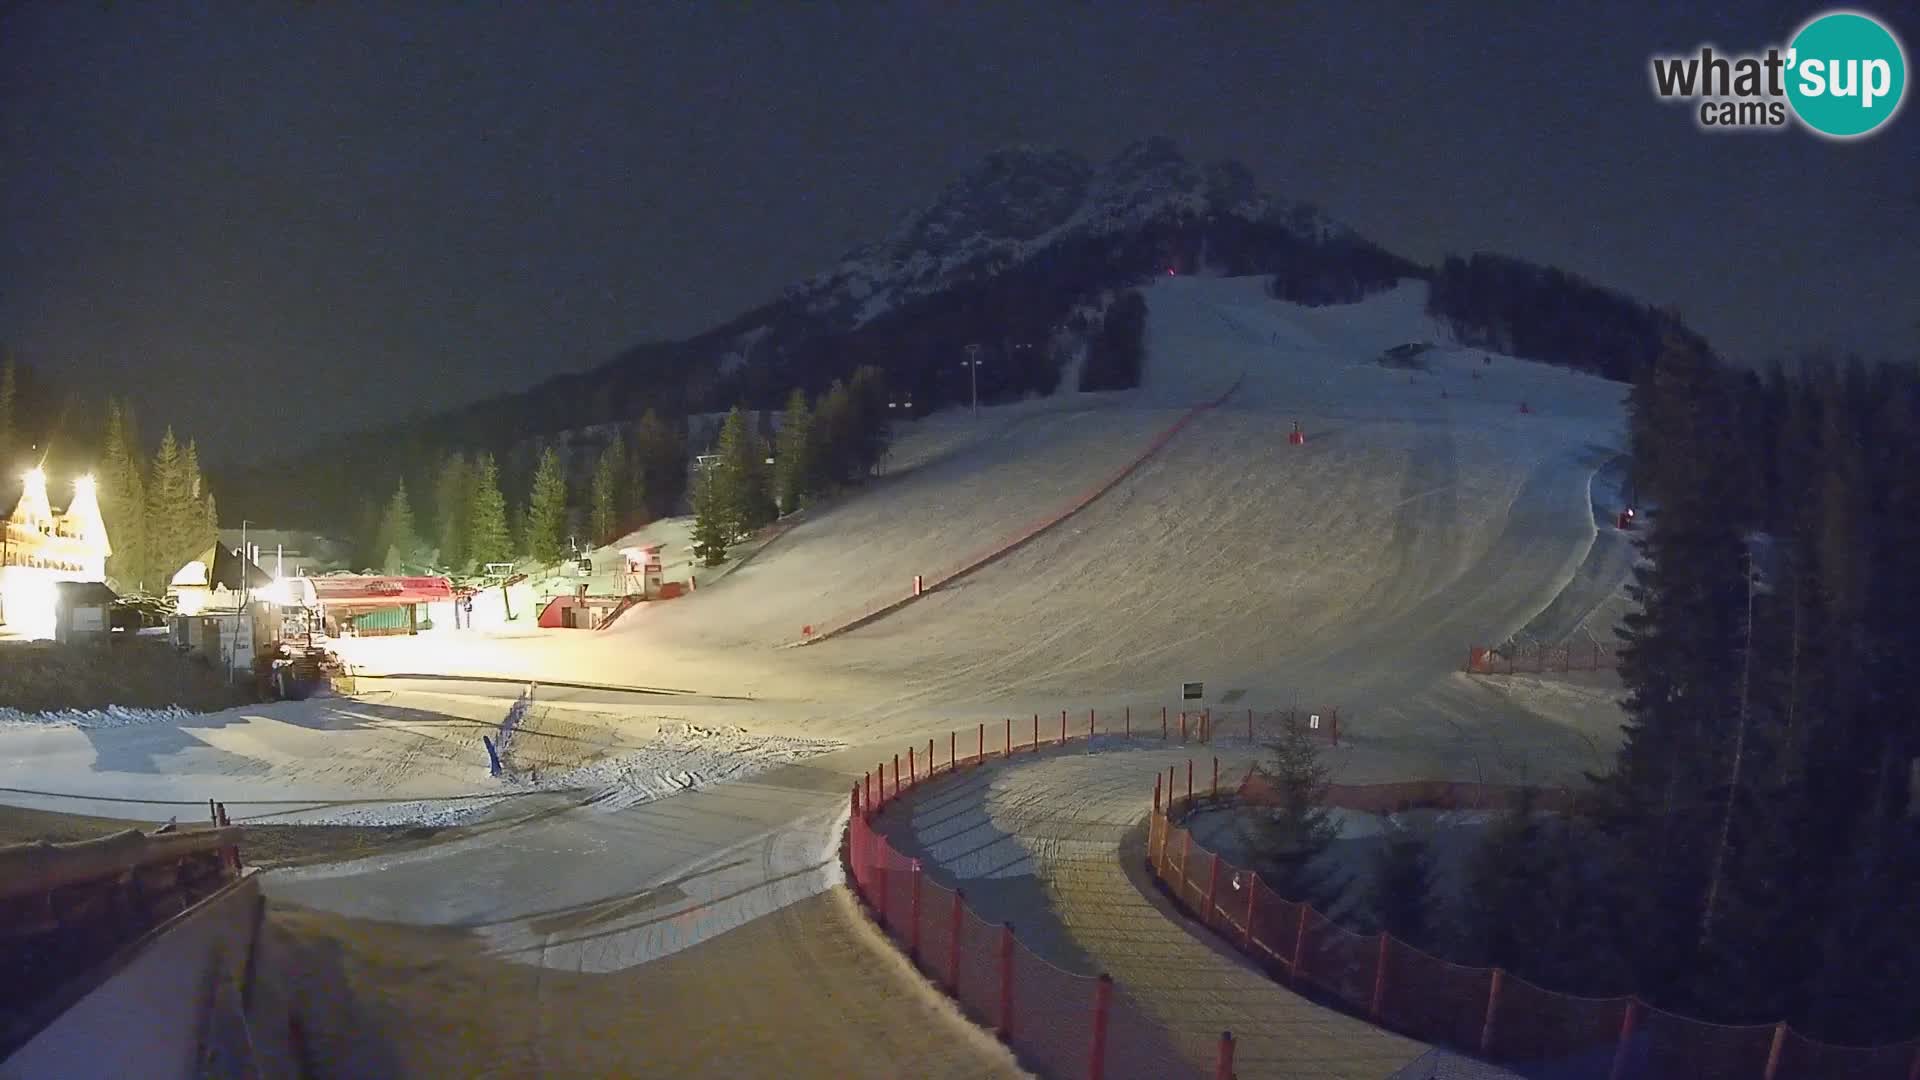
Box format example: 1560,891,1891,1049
1010,940,1095,1079
1635,1003,1777,1080
1144,775,1920,1076
917,874,959,989
1376,937,1495,1052
1773,1029,1920,1080
1294,905,1379,1012
1244,875,1301,973
952,906,1002,1031
1483,970,1627,1066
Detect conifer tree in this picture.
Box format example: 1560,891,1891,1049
523,447,568,564
145,428,192,586
1238,716,1344,909
590,434,625,545
1365,824,1435,950
375,479,420,573
689,463,729,567
433,452,471,571
774,388,813,513
100,399,148,592
715,406,774,538
810,379,854,490
631,409,684,518
465,453,511,568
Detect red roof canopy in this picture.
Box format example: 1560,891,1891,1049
308,575,452,606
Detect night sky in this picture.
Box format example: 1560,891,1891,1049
3,2,1915,459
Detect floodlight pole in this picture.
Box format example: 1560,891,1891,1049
964,344,983,418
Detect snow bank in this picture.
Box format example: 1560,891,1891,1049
0,705,202,730
291,723,843,826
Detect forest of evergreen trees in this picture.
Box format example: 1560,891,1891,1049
353,367,896,575
1426,253,1709,383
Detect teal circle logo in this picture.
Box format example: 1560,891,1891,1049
1786,11,1907,138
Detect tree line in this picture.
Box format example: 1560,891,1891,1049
692,368,892,566
95,400,220,594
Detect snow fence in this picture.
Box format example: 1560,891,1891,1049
1149,762,1920,1080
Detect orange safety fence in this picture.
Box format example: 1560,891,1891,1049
1467,642,1622,675
1149,761,1920,1080
802,375,1244,645
843,712,1248,1078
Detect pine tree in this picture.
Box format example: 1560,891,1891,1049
810,379,854,490
100,399,149,592
1365,824,1435,949
523,447,568,564
465,453,511,568
375,479,420,573
1238,716,1345,909
632,409,685,519
433,452,471,571
774,388,813,513
715,406,774,539
689,463,730,567
590,434,625,545
145,428,191,587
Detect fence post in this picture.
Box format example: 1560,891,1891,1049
1154,774,1162,814
851,782,860,821
1762,1021,1789,1080
1060,708,1067,746
910,859,924,962
1005,717,1011,757
1088,973,1114,1080
1212,756,1219,796
998,922,1017,1042
909,746,916,786
929,738,935,777
1214,1031,1235,1080
865,770,874,814
1330,709,1340,747
948,888,965,994
1089,707,1095,742
1180,710,1188,742
1370,932,1390,1020
1032,713,1039,751
1187,759,1194,801
1162,705,1168,739
1608,999,1642,1080
1203,707,1211,742
948,732,954,771
893,754,900,798
1480,968,1506,1057
1204,852,1222,928
1290,903,1309,983
1243,875,1258,950
978,722,984,761
1125,705,1130,738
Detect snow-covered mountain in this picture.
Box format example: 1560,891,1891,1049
780,137,1365,330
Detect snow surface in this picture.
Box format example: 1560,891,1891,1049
5,276,1639,1034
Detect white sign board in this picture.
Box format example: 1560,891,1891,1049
1309,713,1321,729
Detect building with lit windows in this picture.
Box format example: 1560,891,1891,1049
0,469,112,640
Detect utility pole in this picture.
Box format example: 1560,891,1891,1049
963,344,983,418
1701,548,1758,946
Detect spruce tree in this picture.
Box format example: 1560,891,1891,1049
632,409,684,518
1238,716,1344,909
1365,824,1435,949
589,434,625,545
433,452,471,571
100,399,148,592
774,388,813,513
465,453,511,568
715,406,774,539
689,463,730,567
375,479,421,573
523,447,568,564
811,380,854,490
145,428,190,587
